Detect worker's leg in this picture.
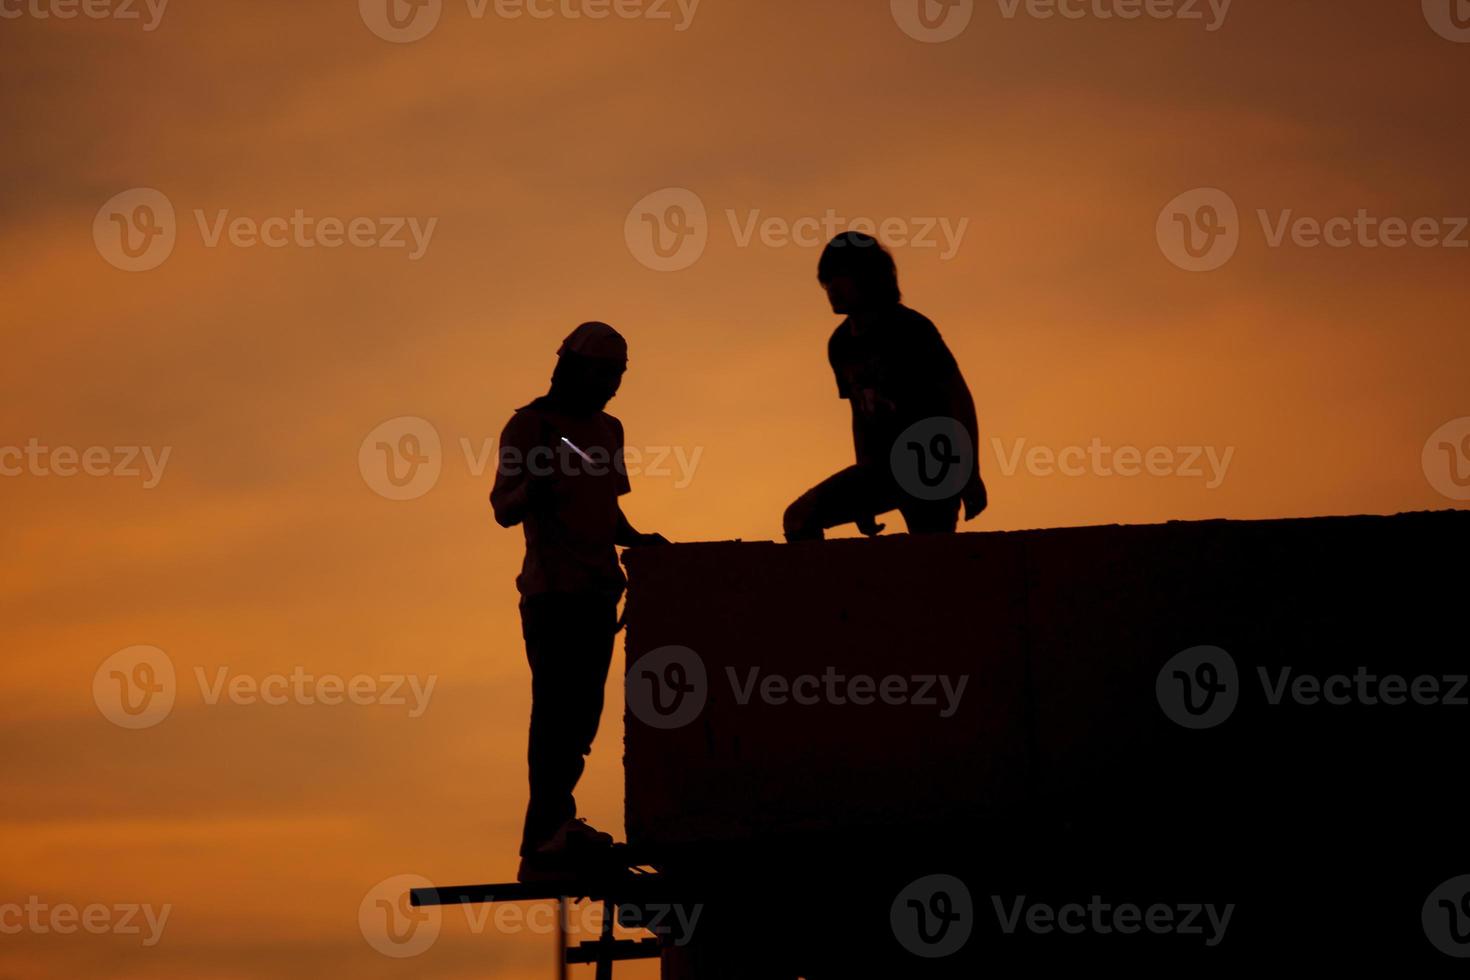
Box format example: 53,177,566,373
783,466,899,541
519,592,619,856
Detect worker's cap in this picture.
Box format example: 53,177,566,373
558,322,627,363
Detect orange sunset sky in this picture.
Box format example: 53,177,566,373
2,0,1468,976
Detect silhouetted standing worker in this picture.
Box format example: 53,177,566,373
491,322,667,882
784,233,987,540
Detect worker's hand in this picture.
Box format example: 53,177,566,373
856,515,886,537
630,531,671,547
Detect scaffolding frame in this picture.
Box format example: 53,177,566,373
410,849,669,979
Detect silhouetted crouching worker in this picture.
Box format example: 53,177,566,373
490,322,667,883
784,233,987,541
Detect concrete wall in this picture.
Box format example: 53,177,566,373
622,513,1467,968
625,512,1465,851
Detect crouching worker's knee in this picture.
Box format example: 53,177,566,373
783,493,823,543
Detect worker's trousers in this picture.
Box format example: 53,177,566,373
518,591,620,856
783,464,961,542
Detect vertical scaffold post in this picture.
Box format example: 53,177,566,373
556,897,568,980
595,898,616,980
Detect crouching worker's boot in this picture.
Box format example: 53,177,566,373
517,818,616,883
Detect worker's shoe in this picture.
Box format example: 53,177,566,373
536,817,615,856
517,819,616,883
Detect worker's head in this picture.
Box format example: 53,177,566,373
817,232,902,315
550,321,627,413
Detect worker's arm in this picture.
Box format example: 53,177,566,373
490,413,550,528
616,506,669,547
611,418,668,547
491,477,545,529
908,318,987,520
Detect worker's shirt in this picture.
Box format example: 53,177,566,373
493,399,631,598
828,304,969,467
827,303,989,519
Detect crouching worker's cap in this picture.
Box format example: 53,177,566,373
558,321,628,363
